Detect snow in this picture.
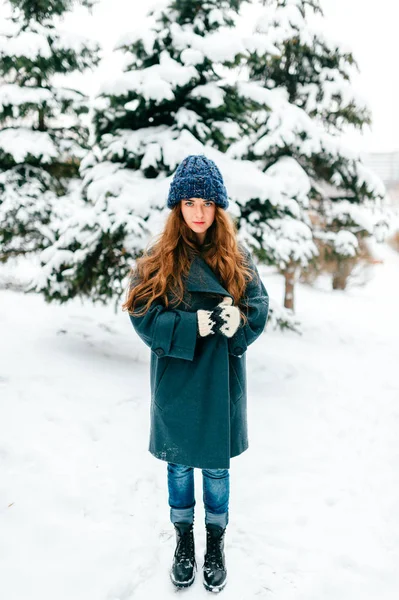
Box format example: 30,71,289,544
255,0,352,56
0,20,99,61
133,20,281,67
207,8,226,26
0,28,51,60
0,84,52,108
354,161,387,197
174,107,202,129
328,200,375,234
0,7,96,177
303,77,369,122
0,128,57,162
115,21,157,55
83,128,285,213
99,51,199,101
333,230,359,256
189,82,226,108
198,29,250,63
212,120,242,140
265,156,311,207
244,215,319,268
228,85,386,202
32,126,292,300
1,240,399,599
253,1,368,124
180,47,204,66
51,28,100,55
0,84,86,116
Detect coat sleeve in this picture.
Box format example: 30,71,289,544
128,274,198,361
228,249,269,357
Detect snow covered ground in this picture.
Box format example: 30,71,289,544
1,242,398,600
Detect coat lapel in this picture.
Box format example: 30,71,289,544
185,255,233,300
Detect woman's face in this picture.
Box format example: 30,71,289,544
180,198,216,243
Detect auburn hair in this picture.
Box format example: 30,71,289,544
121,202,255,324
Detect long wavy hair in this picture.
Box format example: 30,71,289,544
121,202,254,324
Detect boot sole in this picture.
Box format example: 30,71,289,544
203,577,227,593
170,566,196,588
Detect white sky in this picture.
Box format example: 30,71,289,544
315,0,399,153
2,0,399,153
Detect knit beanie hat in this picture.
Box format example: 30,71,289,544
167,154,229,210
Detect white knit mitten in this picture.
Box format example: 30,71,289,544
197,297,240,338
216,297,240,337
197,308,216,337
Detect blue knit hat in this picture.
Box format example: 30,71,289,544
167,154,229,210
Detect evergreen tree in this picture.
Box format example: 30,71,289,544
233,0,387,306
0,0,100,260
34,0,287,306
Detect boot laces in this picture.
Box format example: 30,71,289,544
206,530,224,568
176,527,194,564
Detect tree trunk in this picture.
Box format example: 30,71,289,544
283,261,296,311
332,259,352,290
37,75,45,131
38,106,45,131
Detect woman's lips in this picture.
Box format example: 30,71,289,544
193,221,205,224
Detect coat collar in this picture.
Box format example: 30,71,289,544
185,255,233,300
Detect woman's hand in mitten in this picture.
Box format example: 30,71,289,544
215,296,241,338
197,297,241,338
197,308,216,337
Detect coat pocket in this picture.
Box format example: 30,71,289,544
153,357,171,407
230,360,244,404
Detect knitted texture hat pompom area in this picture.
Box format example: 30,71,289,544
167,154,229,210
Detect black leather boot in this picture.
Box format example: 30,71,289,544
203,523,227,592
170,521,197,588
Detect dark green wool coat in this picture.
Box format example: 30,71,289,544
129,246,269,469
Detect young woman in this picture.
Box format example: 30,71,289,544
122,154,269,592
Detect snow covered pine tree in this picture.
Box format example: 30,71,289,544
0,0,100,262
230,0,387,306
34,0,287,308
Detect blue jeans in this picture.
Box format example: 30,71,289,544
167,462,229,529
